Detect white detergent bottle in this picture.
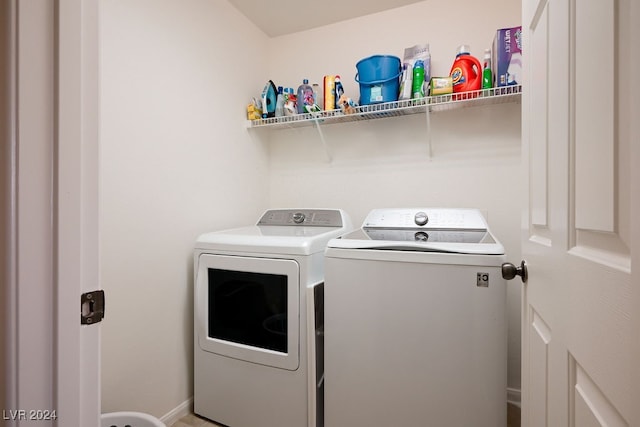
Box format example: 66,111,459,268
398,63,413,100
312,83,321,109
275,86,285,117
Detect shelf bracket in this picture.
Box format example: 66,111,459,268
313,117,332,162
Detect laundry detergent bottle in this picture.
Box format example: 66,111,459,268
449,45,482,93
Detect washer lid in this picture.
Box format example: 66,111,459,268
327,208,504,255
195,209,353,255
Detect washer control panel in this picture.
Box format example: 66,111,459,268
363,208,488,230
257,209,345,227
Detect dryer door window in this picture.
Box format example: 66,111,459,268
208,268,288,353
195,254,300,371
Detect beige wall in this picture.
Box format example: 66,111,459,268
99,0,270,417
263,0,523,397
100,0,523,418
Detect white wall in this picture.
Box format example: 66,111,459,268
100,0,523,418
262,0,523,397
99,0,270,417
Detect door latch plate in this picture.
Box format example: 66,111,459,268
81,290,105,325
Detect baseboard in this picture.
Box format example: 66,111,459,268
507,387,521,407
160,390,519,424
160,397,193,426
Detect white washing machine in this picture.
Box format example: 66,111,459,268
194,209,352,427
324,208,507,427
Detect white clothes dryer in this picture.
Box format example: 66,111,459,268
324,208,507,427
194,209,352,427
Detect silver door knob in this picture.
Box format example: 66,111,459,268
502,260,528,283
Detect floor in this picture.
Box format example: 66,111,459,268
170,403,522,427
170,413,221,427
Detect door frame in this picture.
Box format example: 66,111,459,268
1,0,101,425
56,0,101,425
0,0,18,417
632,1,640,423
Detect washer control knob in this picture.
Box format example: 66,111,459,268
292,212,306,224
414,231,429,242
414,212,429,226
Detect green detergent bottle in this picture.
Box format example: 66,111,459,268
411,60,425,99
482,49,493,90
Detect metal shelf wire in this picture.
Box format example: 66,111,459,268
247,85,522,129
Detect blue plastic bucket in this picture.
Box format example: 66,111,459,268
355,55,401,105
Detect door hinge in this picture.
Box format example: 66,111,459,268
81,290,105,325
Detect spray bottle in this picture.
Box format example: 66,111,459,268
482,49,493,90
275,86,285,117
312,83,321,110
411,60,425,99
398,63,413,101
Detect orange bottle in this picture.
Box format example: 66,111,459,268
449,45,482,93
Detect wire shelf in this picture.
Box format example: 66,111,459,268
247,85,522,129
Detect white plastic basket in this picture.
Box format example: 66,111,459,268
101,411,166,427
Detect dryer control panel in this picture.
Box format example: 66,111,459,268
257,209,345,227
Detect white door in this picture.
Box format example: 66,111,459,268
520,0,639,425
1,1,101,426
